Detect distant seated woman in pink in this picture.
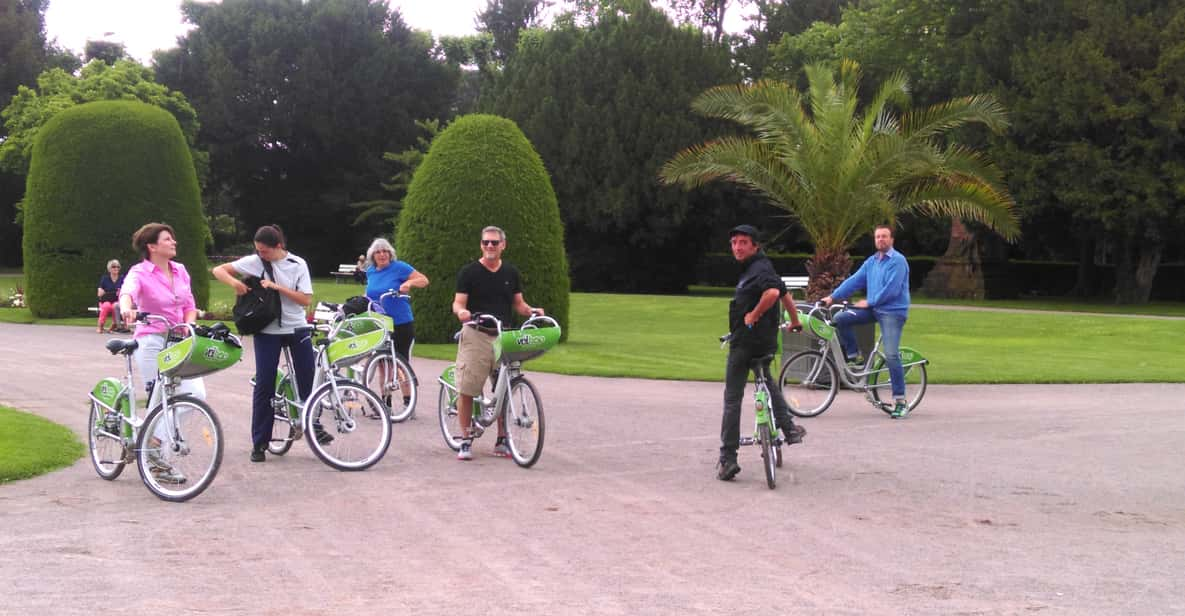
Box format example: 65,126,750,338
96,259,124,333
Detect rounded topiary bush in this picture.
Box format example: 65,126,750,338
397,114,570,343
23,100,209,317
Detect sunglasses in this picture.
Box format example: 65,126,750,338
481,240,501,246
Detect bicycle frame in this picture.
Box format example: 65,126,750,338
89,318,196,453
797,303,927,393
266,315,387,427
438,313,556,430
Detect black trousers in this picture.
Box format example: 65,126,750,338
720,344,796,462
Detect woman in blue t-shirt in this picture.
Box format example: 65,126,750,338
364,238,429,361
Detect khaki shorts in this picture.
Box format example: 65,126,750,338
455,326,496,397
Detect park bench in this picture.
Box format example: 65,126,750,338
330,264,359,284
782,275,809,300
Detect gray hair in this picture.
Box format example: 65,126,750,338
365,238,396,268
106,259,121,270
481,226,506,242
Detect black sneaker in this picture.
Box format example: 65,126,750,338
782,423,806,445
313,425,335,445
250,447,266,463
716,459,741,481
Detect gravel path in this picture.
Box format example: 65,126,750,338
1,322,1182,615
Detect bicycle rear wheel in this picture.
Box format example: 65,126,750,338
869,355,928,413
268,375,298,455
364,351,418,423
779,351,839,417
88,400,126,480
437,384,463,452
759,423,776,489
304,380,391,471
506,378,544,468
137,396,223,502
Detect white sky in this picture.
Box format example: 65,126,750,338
44,1,752,64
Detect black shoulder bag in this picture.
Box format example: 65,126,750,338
232,259,282,335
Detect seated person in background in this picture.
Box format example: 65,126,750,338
96,259,125,333
353,254,367,284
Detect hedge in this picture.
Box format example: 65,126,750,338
23,100,209,317
396,114,570,342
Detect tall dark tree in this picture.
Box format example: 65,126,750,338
153,0,459,271
485,1,740,291
476,0,551,62
83,40,129,65
0,0,79,266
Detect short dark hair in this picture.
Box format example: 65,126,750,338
254,224,286,248
131,222,176,260
875,224,894,237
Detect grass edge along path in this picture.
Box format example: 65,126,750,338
0,405,85,484
2,283,1182,384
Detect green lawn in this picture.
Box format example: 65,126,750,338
2,273,1182,383
0,406,85,483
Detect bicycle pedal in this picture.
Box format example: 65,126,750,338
738,436,755,446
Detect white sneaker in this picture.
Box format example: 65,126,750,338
457,440,473,461
146,451,187,484
493,437,511,458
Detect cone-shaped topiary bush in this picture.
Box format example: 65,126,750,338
23,100,209,317
397,114,569,342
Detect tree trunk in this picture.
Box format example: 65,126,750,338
921,219,985,299
805,249,853,301
1114,237,1161,304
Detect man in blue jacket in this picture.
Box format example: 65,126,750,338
822,224,912,418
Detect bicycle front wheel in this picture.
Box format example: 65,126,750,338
779,351,839,417
364,351,418,423
869,355,928,413
506,378,545,468
759,423,776,489
88,400,126,480
304,380,391,471
137,396,223,502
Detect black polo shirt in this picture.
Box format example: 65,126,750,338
728,251,786,354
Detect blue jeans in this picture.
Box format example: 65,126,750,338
833,308,908,399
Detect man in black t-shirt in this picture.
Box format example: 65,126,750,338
451,225,544,461
717,225,806,482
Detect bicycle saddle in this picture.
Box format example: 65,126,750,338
105,339,139,356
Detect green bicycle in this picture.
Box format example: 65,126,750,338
720,331,789,489
87,314,239,502
256,309,392,470
437,313,559,468
780,301,929,418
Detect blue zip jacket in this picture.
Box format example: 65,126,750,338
831,248,910,317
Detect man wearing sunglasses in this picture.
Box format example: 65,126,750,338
451,226,545,461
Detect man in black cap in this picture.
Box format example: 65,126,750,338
717,224,805,481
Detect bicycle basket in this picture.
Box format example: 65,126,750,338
326,324,387,368
336,311,393,335
801,313,835,341
157,333,243,378
495,324,561,363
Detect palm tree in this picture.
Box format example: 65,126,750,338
660,60,1020,299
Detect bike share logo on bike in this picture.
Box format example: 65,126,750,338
204,347,230,362
516,333,545,348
